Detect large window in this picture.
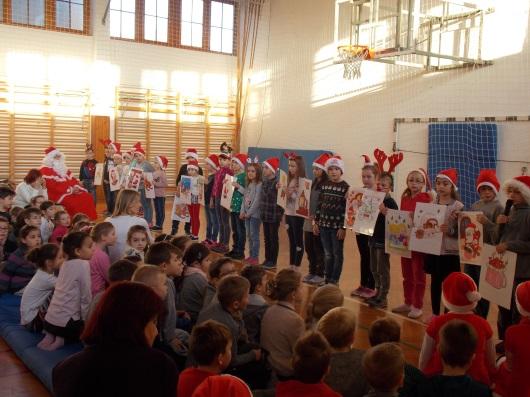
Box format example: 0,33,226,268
110,0,135,39
144,0,168,42
210,1,233,53
1,0,89,33
180,0,203,48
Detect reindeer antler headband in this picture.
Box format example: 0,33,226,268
373,148,404,174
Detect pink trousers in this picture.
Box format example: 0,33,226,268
401,252,426,309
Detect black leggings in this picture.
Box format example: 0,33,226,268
263,221,280,265
356,234,374,289
304,231,324,277
286,215,304,266
425,254,460,315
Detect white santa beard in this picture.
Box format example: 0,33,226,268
52,159,69,177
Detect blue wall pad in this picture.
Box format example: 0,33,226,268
428,123,497,209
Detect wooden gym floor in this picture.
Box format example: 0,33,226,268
0,201,499,396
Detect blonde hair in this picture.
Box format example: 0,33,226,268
317,307,356,349
267,269,301,301
362,343,404,392
402,170,426,199
113,189,141,217
132,265,165,287
306,284,344,329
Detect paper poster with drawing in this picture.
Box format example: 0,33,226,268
171,194,190,222
180,176,193,205
125,168,143,191
344,188,364,229
144,172,155,199
277,170,288,210
459,211,484,265
409,202,447,255
352,190,385,236
479,244,517,309
295,178,312,218
108,166,121,192
385,209,413,258
196,176,205,206
94,163,104,186
221,174,235,210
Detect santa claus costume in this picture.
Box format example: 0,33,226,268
40,147,97,220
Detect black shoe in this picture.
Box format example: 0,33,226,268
366,297,379,307
262,262,277,270
229,252,245,260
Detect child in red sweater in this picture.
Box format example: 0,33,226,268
177,320,232,397
276,331,340,397
419,272,496,386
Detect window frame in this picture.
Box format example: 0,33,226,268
1,0,90,35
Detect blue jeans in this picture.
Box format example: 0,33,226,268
245,217,261,259
154,197,166,228
140,188,153,224
82,179,96,204
231,212,246,254
205,205,219,242
320,227,345,284
215,198,231,246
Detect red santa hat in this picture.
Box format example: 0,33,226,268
192,375,252,397
476,169,500,195
123,151,133,159
232,153,248,170
156,155,169,170
187,159,199,171
325,155,345,174
263,157,279,173
133,142,146,157
185,148,199,160
101,139,120,153
205,154,220,170
503,175,530,205
361,154,374,166
442,272,481,313
312,153,331,171
436,168,458,189
44,146,61,160
516,281,530,317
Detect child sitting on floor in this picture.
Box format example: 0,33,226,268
203,257,237,309
124,225,149,260
39,201,56,243
20,244,64,332
89,222,117,295
240,265,268,345
276,331,340,397
40,232,94,351
418,320,491,397
317,307,369,397
363,343,405,397
50,210,70,244
178,320,233,397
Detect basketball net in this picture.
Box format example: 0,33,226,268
335,45,371,80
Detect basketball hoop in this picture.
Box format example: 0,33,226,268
334,45,373,80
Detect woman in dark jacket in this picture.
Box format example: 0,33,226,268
52,282,178,397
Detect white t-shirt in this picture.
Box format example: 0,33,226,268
20,269,57,325
13,182,48,208
106,215,153,262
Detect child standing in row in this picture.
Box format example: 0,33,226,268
260,157,283,269
212,149,233,253
424,168,464,317
186,160,202,240
79,144,97,204
176,148,204,236
313,156,349,285
284,155,306,271
367,172,398,308
229,154,247,260
40,232,94,351
303,154,329,285
240,161,262,265
20,244,64,331
204,154,220,246
153,155,169,231
351,156,378,298
392,169,432,319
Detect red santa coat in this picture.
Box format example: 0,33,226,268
40,166,97,220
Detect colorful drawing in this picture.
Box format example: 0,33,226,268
458,211,484,265
221,174,235,210
385,209,413,258
277,170,288,210
479,244,517,309
295,178,312,218
108,166,121,192
344,188,364,229
94,163,104,186
171,194,190,222
180,176,193,205
409,202,447,255
125,167,143,191
144,172,155,199
352,189,385,236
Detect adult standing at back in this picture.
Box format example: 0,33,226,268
52,282,178,397
106,189,153,262
13,169,48,209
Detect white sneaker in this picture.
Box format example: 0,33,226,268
391,304,411,313
310,275,326,286
408,307,423,319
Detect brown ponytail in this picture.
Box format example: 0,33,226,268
267,269,301,301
